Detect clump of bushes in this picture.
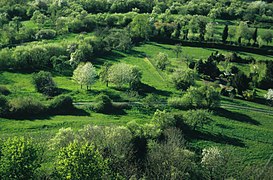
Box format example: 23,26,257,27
92,94,113,113
0,86,11,96
32,71,58,96
8,97,46,119
0,136,41,180
35,29,57,40
49,95,74,115
0,95,9,117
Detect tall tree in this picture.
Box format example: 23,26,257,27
222,24,229,43
99,62,111,87
252,28,258,45
173,44,182,58
72,62,97,90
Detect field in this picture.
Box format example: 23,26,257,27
1,42,273,168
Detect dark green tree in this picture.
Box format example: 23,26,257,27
222,25,229,43
252,28,258,45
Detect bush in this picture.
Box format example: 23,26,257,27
32,71,58,96
0,86,11,96
55,142,109,179
8,97,46,118
184,109,212,130
93,94,113,113
0,136,41,179
0,95,9,117
168,95,192,110
35,29,56,40
49,95,74,115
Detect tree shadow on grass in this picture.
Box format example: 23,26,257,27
215,108,261,125
93,51,126,66
5,107,90,121
137,83,171,97
178,123,245,147
125,49,147,58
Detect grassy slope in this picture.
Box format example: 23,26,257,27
0,42,273,166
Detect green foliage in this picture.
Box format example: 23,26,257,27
232,71,250,95
172,68,195,91
0,95,8,117
0,136,41,180
92,94,113,113
184,109,212,130
32,71,58,96
155,52,170,70
146,128,196,179
55,141,109,180
99,62,111,87
72,62,97,90
8,97,46,118
152,109,176,130
49,95,74,115
108,63,141,88
49,127,75,150
167,95,192,110
0,86,11,96
35,29,56,40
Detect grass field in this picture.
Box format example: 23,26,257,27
0,42,273,168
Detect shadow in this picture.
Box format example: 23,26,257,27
252,97,269,106
4,107,90,121
137,82,171,97
147,42,173,51
215,108,261,125
177,122,245,147
215,124,234,130
93,51,126,66
194,130,245,147
125,49,147,58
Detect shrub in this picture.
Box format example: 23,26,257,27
49,127,75,150
168,95,192,110
49,95,74,115
35,29,56,40
8,97,46,118
93,94,113,113
0,136,41,179
152,110,176,130
55,142,109,179
0,86,11,96
183,109,212,130
155,52,170,70
172,69,195,91
33,71,58,96
0,95,9,117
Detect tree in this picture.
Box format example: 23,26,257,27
155,52,170,70
232,71,250,95
0,95,8,117
205,22,216,41
237,21,249,44
108,63,141,88
260,30,273,45
99,62,111,87
172,69,195,91
32,71,58,96
222,24,228,43
0,136,41,179
129,14,153,41
252,28,258,45
173,44,182,58
184,109,211,130
152,110,176,130
146,128,196,179
201,147,225,180
264,89,273,106
9,16,22,32
72,62,97,90
55,142,109,179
